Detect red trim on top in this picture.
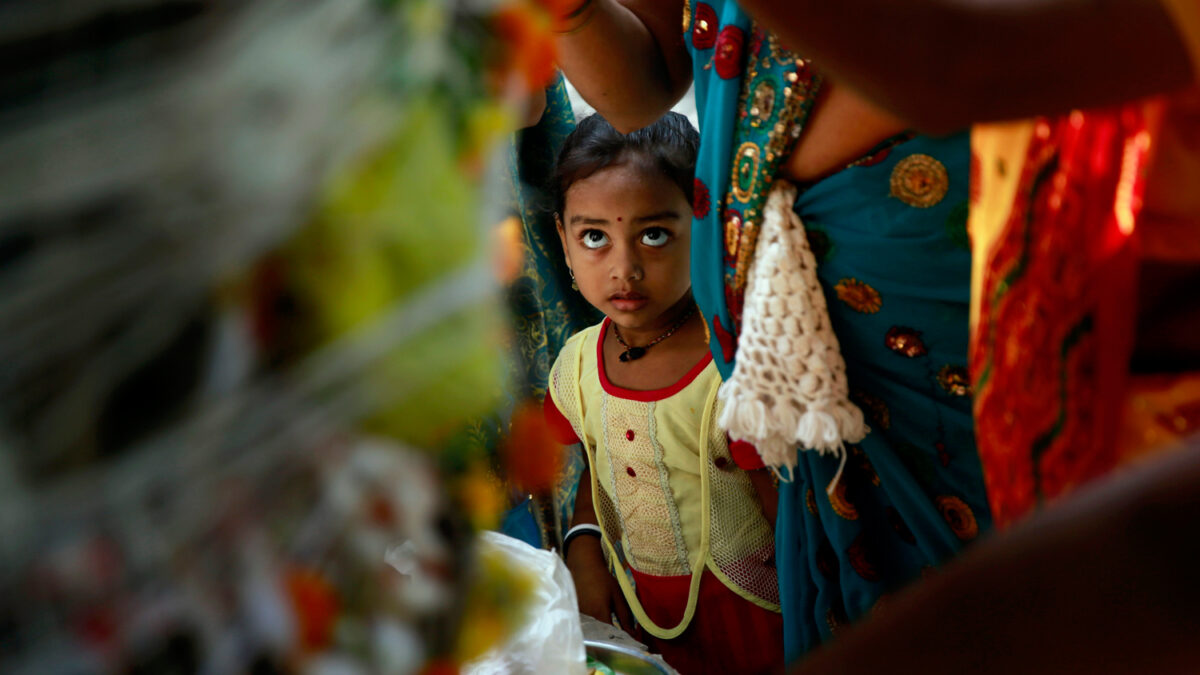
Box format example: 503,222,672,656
597,318,712,402
728,437,765,470
543,392,580,445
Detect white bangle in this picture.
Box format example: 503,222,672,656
562,523,602,558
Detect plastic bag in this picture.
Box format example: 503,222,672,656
461,531,587,675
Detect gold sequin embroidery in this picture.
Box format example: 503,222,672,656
890,153,950,208
767,32,793,66
733,211,759,292
937,365,971,397
721,23,823,325
851,389,890,431
748,79,777,128
936,495,978,541
884,326,928,358
731,142,761,203
724,211,741,258
828,480,859,520
835,278,883,314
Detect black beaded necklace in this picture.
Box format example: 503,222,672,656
611,305,696,362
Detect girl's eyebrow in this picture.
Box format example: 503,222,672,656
632,210,681,224
568,210,681,226
568,215,609,225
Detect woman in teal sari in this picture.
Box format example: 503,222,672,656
555,0,992,664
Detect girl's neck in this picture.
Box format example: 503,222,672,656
612,294,696,347
601,300,709,392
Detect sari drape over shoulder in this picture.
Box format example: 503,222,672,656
684,0,992,661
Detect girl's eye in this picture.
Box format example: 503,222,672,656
641,228,670,248
581,230,609,249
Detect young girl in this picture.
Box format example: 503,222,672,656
542,112,783,674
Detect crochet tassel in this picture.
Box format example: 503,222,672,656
717,180,868,483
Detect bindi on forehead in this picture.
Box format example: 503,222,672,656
617,217,622,222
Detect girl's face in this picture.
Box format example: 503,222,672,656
557,160,693,333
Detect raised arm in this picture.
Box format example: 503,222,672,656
738,0,1195,133
554,0,693,133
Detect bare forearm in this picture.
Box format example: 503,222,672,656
555,0,691,133
740,0,1193,132
571,462,598,527
792,441,1200,674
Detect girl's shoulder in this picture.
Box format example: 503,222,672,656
553,321,605,363
548,320,604,384
546,321,606,425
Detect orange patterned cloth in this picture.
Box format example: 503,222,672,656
969,105,1155,528
970,32,1200,526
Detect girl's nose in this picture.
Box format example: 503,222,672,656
611,247,643,281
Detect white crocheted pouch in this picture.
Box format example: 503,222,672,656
717,180,868,484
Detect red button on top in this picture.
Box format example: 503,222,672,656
626,466,637,477
626,429,635,441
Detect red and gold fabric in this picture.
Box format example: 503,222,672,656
970,8,1200,525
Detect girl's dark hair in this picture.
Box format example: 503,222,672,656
552,112,699,216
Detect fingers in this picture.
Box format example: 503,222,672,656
610,578,638,636
578,589,615,625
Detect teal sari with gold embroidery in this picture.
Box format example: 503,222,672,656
497,75,601,548
684,0,992,662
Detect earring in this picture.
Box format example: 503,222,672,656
568,268,578,291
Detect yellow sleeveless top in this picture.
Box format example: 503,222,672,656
548,321,778,639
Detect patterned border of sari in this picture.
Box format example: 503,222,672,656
489,75,601,548
969,104,1157,527
685,2,823,376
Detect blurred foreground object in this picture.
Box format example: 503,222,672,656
456,532,585,674
0,0,560,671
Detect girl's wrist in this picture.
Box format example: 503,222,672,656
562,522,602,559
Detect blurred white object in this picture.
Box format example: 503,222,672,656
461,531,587,675
578,615,679,675
371,618,425,675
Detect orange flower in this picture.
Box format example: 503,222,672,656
457,463,506,531
835,278,882,313
501,399,563,495
492,215,525,284
492,4,558,93
531,0,580,21
285,567,340,652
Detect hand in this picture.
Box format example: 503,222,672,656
565,534,638,636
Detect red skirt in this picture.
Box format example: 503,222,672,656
631,568,783,675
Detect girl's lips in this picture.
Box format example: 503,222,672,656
610,294,648,312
